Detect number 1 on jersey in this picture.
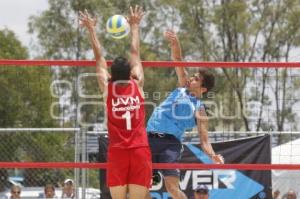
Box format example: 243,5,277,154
121,111,132,130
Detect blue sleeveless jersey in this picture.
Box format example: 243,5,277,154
146,88,202,140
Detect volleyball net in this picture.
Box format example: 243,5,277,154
0,60,300,198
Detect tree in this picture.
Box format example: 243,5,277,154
0,28,74,186
28,0,300,132
158,0,300,131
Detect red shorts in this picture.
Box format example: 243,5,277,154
107,146,152,188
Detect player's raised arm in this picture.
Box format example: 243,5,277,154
127,5,145,88
164,30,188,87
79,10,110,93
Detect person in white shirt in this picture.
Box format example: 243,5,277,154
61,179,74,199
40,184,58,199
10,185,21,199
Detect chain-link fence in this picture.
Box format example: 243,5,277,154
1,128,300,199
0,128,102,199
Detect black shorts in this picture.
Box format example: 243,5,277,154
148,132,182,177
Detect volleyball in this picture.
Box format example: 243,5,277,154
106,15,130,39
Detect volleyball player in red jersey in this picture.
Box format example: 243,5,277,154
80,6,152,199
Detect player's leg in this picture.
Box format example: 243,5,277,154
107,148,130,199
128,184,148,199
145,192,152,199
164,176,187,199
128,147,152,199
145,134,164,199
110,185,128,199
160,137,187,199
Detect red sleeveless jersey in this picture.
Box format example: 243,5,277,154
106,80,148,149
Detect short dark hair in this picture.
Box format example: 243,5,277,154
44,184,55,191
111,56,131,82
10,185,21,192
199,69,215,92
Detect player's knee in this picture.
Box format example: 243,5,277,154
164,181,180,195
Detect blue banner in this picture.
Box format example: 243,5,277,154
149,135,271,199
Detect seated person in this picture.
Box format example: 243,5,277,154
10,185,21,199
39,184,58,199
286,189,297,199
61,179,74,199
194,184,209,199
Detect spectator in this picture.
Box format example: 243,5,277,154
272,189,280,199
286,189,297,199
10,185,21,199
194,184,209,199
61,179,74,199
40,184,58,199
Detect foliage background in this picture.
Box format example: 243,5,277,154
1,0,300,187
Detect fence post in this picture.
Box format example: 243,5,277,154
75,128,80,199
81,127,87,199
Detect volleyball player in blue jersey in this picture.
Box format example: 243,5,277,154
146,31,224,199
